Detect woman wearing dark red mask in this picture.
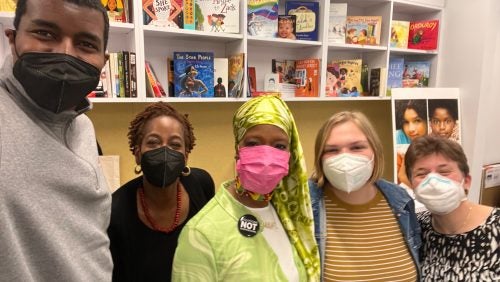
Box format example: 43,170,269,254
172,95,320,281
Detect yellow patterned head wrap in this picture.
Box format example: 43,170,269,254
233,95,320,281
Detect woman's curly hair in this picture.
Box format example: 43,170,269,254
127,102,196,154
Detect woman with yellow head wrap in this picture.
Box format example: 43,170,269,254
173,95,320,281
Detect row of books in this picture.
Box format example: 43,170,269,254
143,52,246,98
390,19,439,50
91,51,137,98
143,0,240,33
248,1,319,41
329,3,439,50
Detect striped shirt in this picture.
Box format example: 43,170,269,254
323,188,417,282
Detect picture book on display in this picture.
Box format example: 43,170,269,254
345,16,382,45
247,0,279,38
387,57,404,96
328,3,347,44
102,0,128,22
402,61,431,88
214,58,228,97
408,19,439,50
277,15,297,40
195,0,239,33
272,59,296,84
228,53,245,97
183,0,195,29
332,59,363,97
390,20,410,48
143,0,182,28
294,58,320,97
325,63,341,97
285,1,319,41
173,52,214,97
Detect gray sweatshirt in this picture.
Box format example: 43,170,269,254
0,56,112,281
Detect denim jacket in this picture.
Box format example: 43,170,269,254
309,179,421,281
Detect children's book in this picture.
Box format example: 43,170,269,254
277,15,297,40
332,58,362,97
142,0,182,28
328,3,347,44
369,67,387,96
390,20,410,48
0,0,16,12
387,56,404,96
173,52,214,97
214,58,228,97
145,61,166,97
285,1,319,41
325,63,341,97
247,67,257,96
195,0,239,33
167,57,175,97
402,61,431,87
294,58,320,97
228,53,245,97
271,59,296,84
102,0,127,22
247,0,279,38
264,73,280,92
408,19,439,50
345,16,382,45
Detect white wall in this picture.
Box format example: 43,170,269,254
439,0,500,202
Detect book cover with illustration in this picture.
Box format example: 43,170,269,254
387,56,404,96
332,58,363,97
408,19,439,50
214,58,228,97
325,63,341,97
294,58,320,97
195,0,239,33
390,20,410,48
247,0,279,38
101,0,127,22
173,52,214,97
328,3,347,44
277,15,297,40
345,16,382,45
285,1,319,41
143,0,182,28
402,61,431,88
228,53,245,97
271,59,296,84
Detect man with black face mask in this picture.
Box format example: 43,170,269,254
0,0,113,281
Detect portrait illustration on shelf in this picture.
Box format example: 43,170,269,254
391,89,462,189
196,0,239,33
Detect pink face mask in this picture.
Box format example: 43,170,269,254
236,145,290,195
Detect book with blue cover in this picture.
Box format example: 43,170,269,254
173,52,214,97
285,1,320,41
387,56,404,96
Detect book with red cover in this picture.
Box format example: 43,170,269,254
408,19,439,50
294,58,320,97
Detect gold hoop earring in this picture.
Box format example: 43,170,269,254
182,166,191,176
134,165,142,174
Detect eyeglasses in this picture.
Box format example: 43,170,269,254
431,118,454,126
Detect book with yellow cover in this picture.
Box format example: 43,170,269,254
0,0,16,12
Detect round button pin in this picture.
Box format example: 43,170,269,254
238,214,260,237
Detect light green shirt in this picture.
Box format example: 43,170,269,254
172,181,307,281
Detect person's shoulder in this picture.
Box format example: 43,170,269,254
112,176,141,202
416,210,431,227
189,167,213,180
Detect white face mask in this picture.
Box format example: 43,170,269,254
322,153,374,193
414,173,466,215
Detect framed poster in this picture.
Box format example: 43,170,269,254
391,88,460,212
